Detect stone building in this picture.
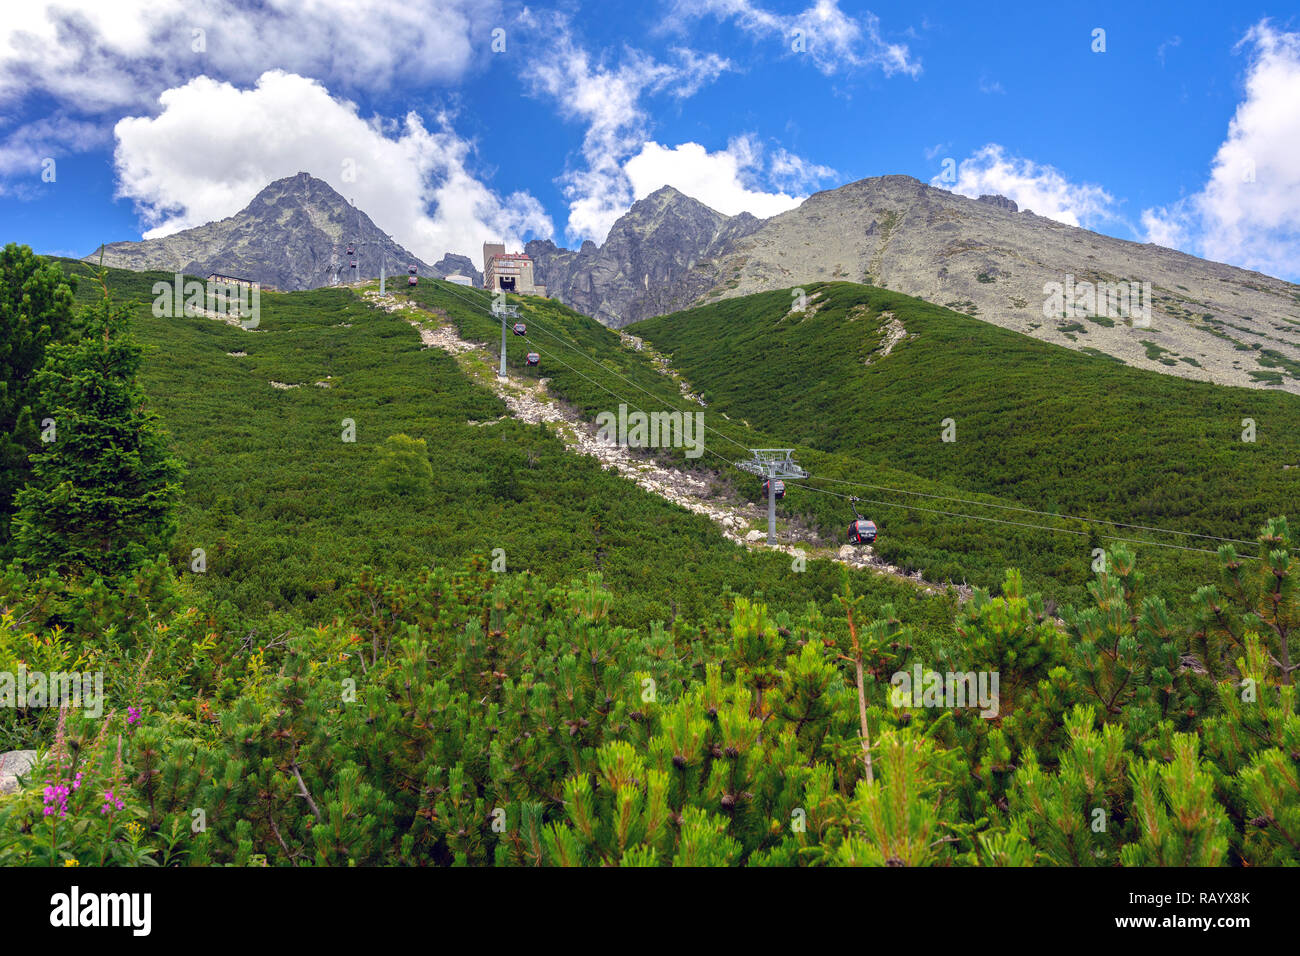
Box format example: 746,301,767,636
482,242,546,297
206,273,258,289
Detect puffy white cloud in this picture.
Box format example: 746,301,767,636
624,137,834,217
1142,22,1300,279
0,0,486,111
111,71,550,260
0,0,490,188
523,15,733,242
524,12,832,240
933,144,1118,229
666,0,920,78
768,147,838,194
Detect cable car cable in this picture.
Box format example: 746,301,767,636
429,280,753,454
412,280,1267,558
804,474,1259,547
788,481,1259,559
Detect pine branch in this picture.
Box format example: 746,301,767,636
291,763,322,821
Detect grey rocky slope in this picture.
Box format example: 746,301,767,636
668,174,1300,393
86,172,480,291
526,185,762,327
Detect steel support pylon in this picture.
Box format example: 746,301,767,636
736,449,808,545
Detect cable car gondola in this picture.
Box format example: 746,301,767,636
525,352,540,366
762,478,785,500
347,244,354,255
408,273,417,286
407,263,416,275
513,322,527,336
847,497,876,544
350,259,357,269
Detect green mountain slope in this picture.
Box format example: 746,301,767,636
631,281,1299,549
8,260,1294,870
47,262,1287,624
406,278,1269,610
46,260,951,638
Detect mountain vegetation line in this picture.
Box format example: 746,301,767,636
381,286,951,595
0,250,1296,869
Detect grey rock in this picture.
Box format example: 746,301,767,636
977,194,1019,213
0,749,38,795
85,172,475,292
527,186,763,327
670,174,1300,393
431,253,482,288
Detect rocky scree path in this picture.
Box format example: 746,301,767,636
362,290,970,600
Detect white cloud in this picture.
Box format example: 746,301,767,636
1142,21,1300,280
666,0,920,78
769,147,838,194
111,71,550,261
933,144,1118,229
0,0,486,111
624,137,832,217
523,13,733,241
0,0,488,185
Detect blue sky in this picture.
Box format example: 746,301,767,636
2,1,1298,280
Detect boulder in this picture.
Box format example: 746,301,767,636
0,749,39,796
977,193,1019,213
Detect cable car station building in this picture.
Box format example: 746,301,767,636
483,242,546,297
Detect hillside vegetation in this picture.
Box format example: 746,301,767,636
41,260,952,634
417,278,1277,609
633,282,1299,556
2,253,1295,870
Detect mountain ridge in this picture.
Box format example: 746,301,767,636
525,185,762,327
85,172,483,291
665,174,1300,393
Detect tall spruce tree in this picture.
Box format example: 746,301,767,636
0,244,78,556
12,268,184,578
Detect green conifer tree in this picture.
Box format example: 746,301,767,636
0,244,78,555
12,269,184,578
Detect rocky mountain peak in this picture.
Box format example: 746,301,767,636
640,184,690,203
667,174,1300,393
527,187,764,327
978,194,1019,213
86,172,479,291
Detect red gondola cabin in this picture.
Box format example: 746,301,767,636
762,479,786,500
525,352,540,366
848,519,877,544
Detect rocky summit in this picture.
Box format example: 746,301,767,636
667,175,1300,393
82,170,1300,392
85,172,480,292
526,185,762,328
